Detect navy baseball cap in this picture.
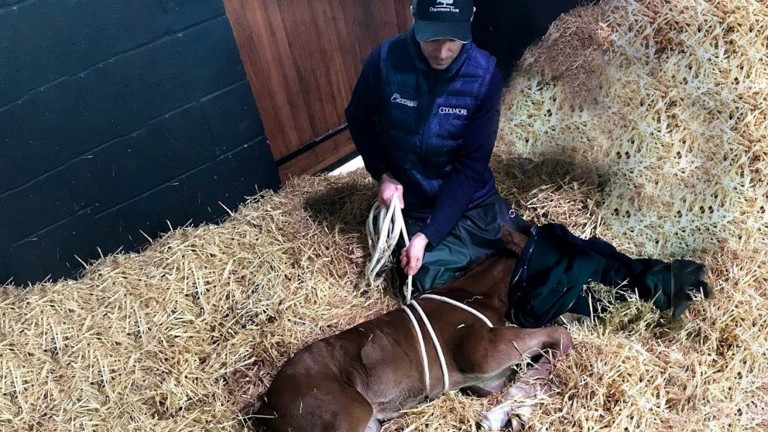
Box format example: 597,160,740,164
413,0,473,43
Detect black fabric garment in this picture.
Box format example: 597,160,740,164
507,223,711,328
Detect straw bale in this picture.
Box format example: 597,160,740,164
1,0,767,430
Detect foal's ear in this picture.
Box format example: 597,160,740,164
501,225,528,255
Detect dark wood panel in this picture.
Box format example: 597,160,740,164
224,0,411,176
223,0,313,159
309,0,356,125
394,2,413,33
279,131,357,181
278,0,340,136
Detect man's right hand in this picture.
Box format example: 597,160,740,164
379,173,404,209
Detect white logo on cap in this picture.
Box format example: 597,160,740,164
431,0,459,12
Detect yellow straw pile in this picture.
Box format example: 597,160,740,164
1,0,765,430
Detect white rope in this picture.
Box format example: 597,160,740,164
405,297,494,394
410,300,451,393
420,294,494,328
401,305,430,392
366,199,398,280
366,196,414,303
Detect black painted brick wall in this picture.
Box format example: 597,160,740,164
0,0,280,285
472,0,595,82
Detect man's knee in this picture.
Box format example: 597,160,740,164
391,265,446,296
412,265,454,293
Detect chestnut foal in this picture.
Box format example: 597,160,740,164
246,230,573,431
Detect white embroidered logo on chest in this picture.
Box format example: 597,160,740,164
439,106,468,115
391,93,418,107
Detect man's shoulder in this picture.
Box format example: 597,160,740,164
377,31,412,55
466,40,497,69
372,31,418,76
468,40,493,59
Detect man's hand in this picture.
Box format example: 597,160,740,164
400,233,429,276
379,173,404,208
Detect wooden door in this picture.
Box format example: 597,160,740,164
223,0,412,181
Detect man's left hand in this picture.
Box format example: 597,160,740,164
400,233,429,276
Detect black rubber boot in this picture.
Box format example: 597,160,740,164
622,258,712,318
586,255,712,318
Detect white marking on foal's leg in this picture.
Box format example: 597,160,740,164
480,398,534,431
364,418,382,432
480,359,554,431
480,404,512,431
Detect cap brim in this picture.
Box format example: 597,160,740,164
414,20,471,43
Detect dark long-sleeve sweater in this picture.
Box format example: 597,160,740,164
345,44,503,246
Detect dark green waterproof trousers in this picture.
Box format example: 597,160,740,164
395,192,530,294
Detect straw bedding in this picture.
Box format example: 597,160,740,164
1,0,766,430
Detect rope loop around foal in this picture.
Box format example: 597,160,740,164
366,198,494,395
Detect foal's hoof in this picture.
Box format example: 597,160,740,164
479,406,531,431
478,415,525,432
555,312,590,326
508,415,526,432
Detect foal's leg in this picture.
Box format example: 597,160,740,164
255,377,377,432
480,353,558,431
455,326,573,431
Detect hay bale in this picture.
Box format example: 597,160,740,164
1,0,766,430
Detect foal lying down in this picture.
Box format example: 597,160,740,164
245,241,573,431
